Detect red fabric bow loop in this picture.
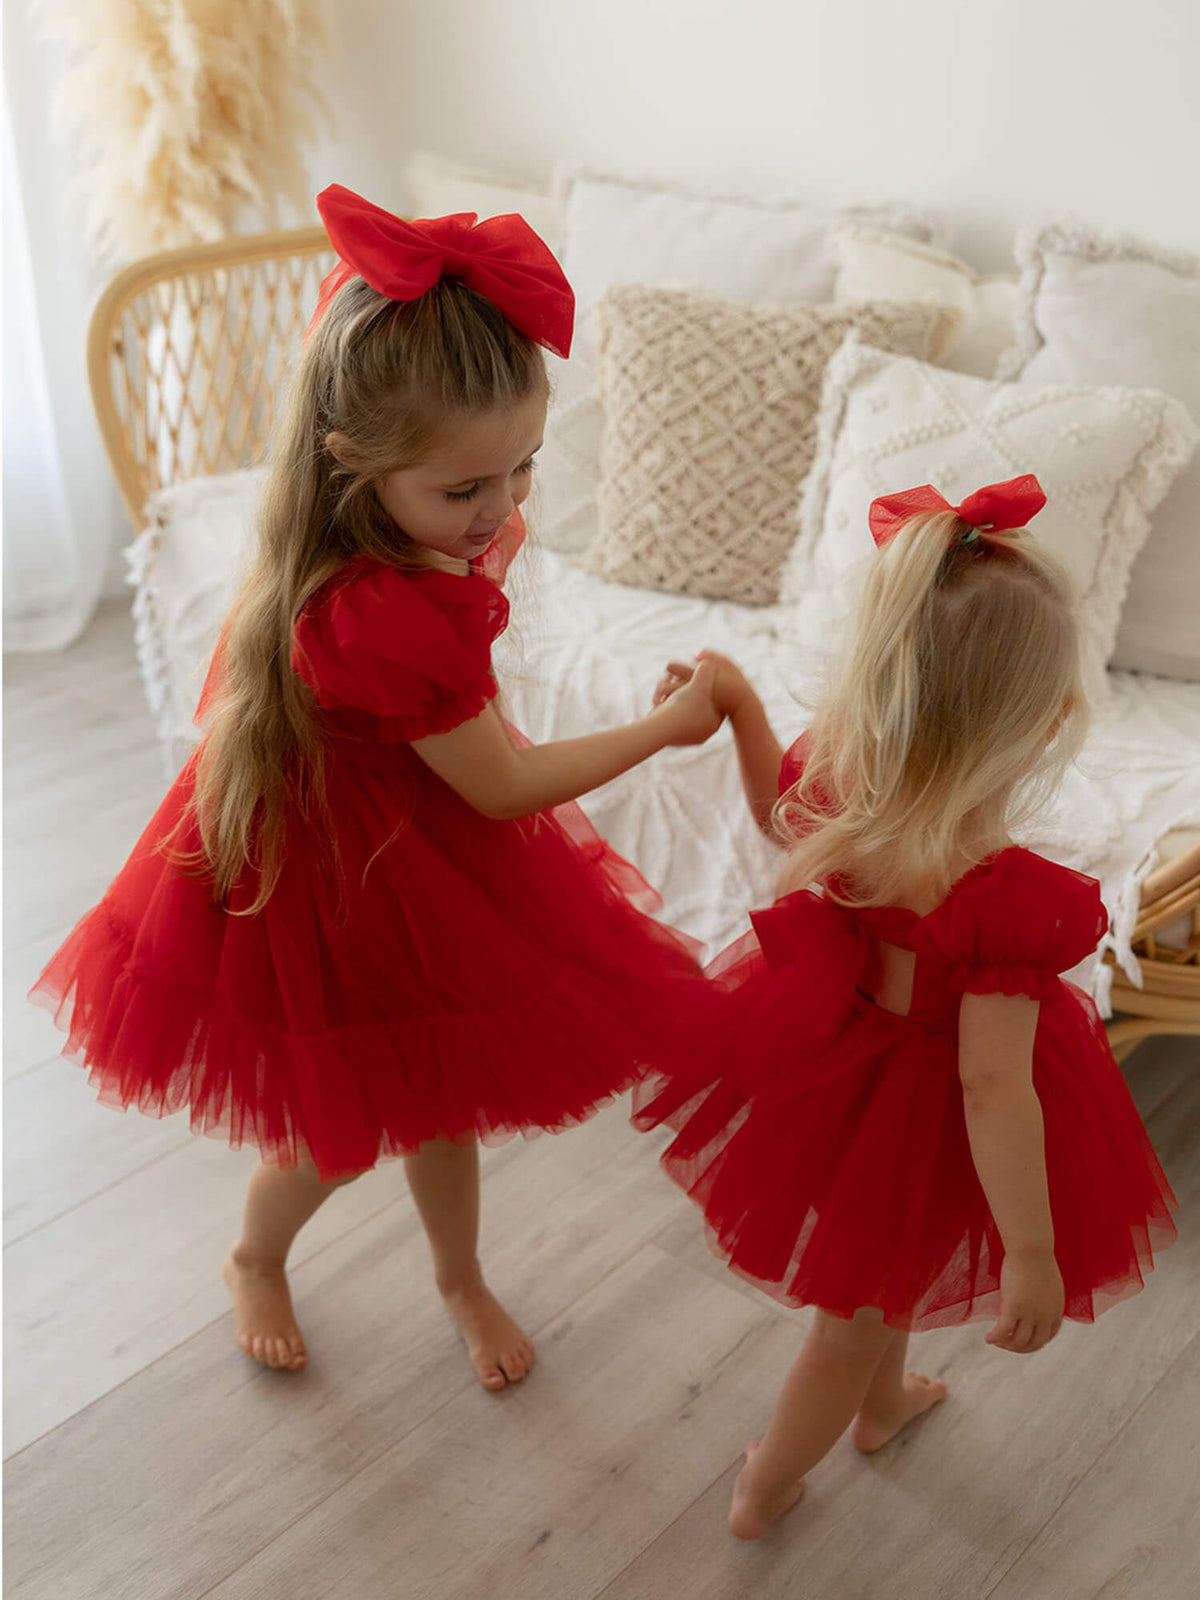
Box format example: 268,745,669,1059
868,474,1047,549
748,889,870,1047
751,889,867,975
306,184,575,357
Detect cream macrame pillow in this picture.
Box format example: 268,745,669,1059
586,288,960,604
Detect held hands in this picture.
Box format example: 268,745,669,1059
653,651,754,721
650,655,724,747
985,1250,1065,1354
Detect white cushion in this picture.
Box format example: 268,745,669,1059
537,165,945,556
403,150,557,246
828,222,1017,378
778,334,1198,709
126,470,264,756
999,222,1200,681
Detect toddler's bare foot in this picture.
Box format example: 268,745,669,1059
851,1371,947,1452
728,1440,806,1540
222,1246,307,1371
440,1278,534,1391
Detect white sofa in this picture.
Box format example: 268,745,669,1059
111,160,1200,1020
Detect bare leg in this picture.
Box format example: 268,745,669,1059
403,1137,533,1391
223,1157,365,1371
729,1308,894,1539
850,1328,947,1452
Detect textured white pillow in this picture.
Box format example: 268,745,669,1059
779,334,1198,709
403,150,557,245
828,222,1017,378
127,470,264,755
537,166,945,556
999,223,1200,681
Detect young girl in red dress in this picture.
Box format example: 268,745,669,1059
640,477,1177,1538
33,185,721,1390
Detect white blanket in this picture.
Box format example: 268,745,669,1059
495,549,1200,1012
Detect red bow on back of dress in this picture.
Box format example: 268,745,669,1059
868,475,1047,548
306,184,575,358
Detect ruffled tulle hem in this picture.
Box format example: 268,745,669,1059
33,907,669,1180
632,1021,1180,1333
668,1163,1178,1334
953,963,1065,1002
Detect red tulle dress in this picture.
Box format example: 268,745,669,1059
33,515,702,1178
632,740,1178,1332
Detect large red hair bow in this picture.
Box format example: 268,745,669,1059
306,183,575,357
868,474,1046,548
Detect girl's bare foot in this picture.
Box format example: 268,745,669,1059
728,1440,806,1540
440,1279,534,1391
851,1371,947,1452
222,1246,308,1371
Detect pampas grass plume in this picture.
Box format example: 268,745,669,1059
44,0,332,262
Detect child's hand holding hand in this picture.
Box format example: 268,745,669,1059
654,652,754,720
652,651,781,836
651,656,724,746
985,1250,1065,1354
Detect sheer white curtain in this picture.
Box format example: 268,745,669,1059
3,15,122,652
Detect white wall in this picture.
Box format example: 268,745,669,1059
8,0,1197,634
313,0,1200,267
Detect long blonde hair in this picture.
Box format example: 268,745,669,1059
777,510,1086,907
179,275,548,912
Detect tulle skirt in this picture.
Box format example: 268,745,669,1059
35,737,703,1178
633,957,1177,1331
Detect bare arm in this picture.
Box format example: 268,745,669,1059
411,659,722,821
656,654,784,840
727,684,785,840
958,990,1064,1354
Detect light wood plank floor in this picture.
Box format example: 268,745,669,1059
5,603,1198,1600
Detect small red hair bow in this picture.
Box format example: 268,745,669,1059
306,183,575,357
867,474,1047,548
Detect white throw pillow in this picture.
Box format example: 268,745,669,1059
779,334,1198,710
999,222,1200,681
403,150,557,246
537,165,945,556
828,222,1017,378
127,470,264,755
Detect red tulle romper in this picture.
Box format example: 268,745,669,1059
34,515,702,1178
632,738,1178,1331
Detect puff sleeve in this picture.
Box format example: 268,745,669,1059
292,562,509,741
777,731,812,796
912,849,1108,1002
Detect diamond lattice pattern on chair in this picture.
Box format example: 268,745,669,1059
110,250,335,497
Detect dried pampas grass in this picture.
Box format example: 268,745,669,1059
45,0,332,263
